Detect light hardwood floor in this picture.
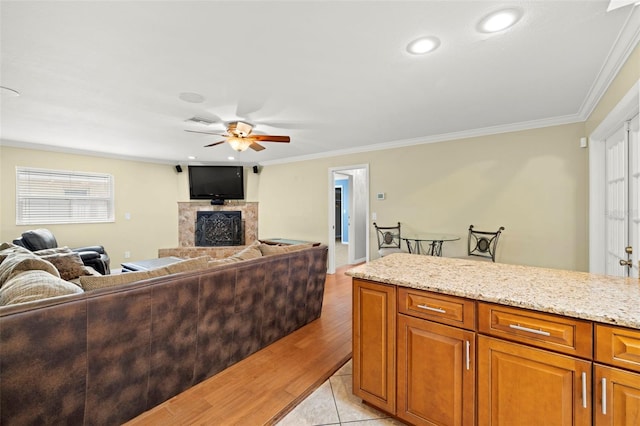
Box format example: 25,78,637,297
125,264,355,426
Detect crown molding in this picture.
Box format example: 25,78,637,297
578,6,640,120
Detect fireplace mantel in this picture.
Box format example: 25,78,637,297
177,201,258,247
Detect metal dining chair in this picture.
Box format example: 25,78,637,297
465,225,505,262
373,222,403,257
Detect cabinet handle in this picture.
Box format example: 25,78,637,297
602,378,607,415
581,372,587,409
417,304,446,314
465,340,470,371
508,323,551,336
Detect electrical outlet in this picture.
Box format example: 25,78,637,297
372,212,377,220
124,251,131,259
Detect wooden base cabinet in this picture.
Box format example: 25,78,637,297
594,364,640,426
397,314,475,426
477,335,592,426
352,279,396,414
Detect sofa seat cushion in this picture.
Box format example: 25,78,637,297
0,250,60,288
0,270,83,305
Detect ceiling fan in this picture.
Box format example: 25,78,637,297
185,121,290,152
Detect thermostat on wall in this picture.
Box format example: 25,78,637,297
376,192,385,200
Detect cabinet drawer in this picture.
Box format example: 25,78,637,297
398,287,475,330
478,303,592,358
595,324,640,373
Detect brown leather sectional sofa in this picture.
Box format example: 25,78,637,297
0,244,328,425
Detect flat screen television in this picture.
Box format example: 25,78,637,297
188,165,244,200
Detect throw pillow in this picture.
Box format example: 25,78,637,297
79,268,168,291
0,270,83,306
0,251,60,288
229,241,263,261
39,252,90,281
258,243,314,256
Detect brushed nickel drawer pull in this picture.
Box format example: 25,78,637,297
417,304,446,314
602,378,607,415
465,340,470,371
508,323,551,336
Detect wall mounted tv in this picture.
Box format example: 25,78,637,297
188,165,244,201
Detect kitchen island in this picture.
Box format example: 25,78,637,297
346,254,640,426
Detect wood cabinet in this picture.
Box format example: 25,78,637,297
352,279,640,426
477,335,592,426
397,314,475,426
352,278,396,413
593,365,640,425
594,325,640,425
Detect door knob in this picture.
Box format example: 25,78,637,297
625,246,633,254
619,259,633,267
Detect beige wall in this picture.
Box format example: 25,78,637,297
0,147,178,267
0,148,260,267
256,123,589,271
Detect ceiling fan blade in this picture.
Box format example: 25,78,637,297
204,140,226,147
185,129,227,136
249,142,266,151
250,135,290,143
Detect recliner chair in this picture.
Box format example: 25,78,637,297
13,228,111,275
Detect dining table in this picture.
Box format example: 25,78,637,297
401,232,461,256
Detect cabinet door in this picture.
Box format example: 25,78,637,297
397,314,475,426
478,336,592,426
594,364,640,426
352,279,396,413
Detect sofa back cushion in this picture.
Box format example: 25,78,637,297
0,270,84,305
0,251,60,287
258,243,314,256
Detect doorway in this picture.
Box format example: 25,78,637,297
589,81,639,278
327,165,369,274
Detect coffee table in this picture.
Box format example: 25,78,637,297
121,256,183,272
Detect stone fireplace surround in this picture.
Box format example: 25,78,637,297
158,201,258,259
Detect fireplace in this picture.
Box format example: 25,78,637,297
195,211,244,246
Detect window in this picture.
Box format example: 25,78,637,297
16,167,114,225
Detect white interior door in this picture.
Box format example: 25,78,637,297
604,114,639,278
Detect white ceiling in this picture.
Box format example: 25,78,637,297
1,1,639,166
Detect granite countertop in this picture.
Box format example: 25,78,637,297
346,254,640,329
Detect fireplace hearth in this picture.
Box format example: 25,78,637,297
195,211,244,246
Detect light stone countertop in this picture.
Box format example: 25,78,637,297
346,254,640,330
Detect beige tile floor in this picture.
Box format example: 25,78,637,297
276,359,407,426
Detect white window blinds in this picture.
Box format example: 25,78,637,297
16,167,114,225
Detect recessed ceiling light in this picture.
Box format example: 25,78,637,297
228,156,235,161
179,92,205,103
478,8,522,33
187,156,196,160
406,36,441,55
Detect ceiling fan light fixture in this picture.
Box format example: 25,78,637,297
228,137,253,152
478,8,522,33
406,36,441,55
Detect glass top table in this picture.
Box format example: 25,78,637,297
401,233,461,256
